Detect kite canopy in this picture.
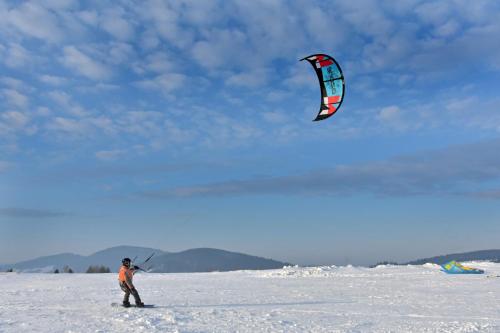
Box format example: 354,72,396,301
441,261,484,274
301,54,345,121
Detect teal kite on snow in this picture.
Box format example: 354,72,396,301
441,261,484,274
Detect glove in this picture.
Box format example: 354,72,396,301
133,265,140,270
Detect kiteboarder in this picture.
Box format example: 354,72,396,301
118,258,144,307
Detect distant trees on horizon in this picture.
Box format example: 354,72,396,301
63,265,74,273
47,265,112,273
53,266,74,273
86,265,111,273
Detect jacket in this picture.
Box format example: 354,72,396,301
118,265,135,288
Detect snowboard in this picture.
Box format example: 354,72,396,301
111,302,155,308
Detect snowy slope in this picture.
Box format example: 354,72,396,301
1,262,499,332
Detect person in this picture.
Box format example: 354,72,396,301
118,258,144,307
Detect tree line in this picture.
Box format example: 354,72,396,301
54,265,111,273
3,265,112,273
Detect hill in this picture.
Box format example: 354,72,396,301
148,248,289,273
0,246,166,273
404,249,500,265
0,246,288,273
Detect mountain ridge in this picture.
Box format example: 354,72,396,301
403,249,500,265
0,245,166,273
148,247,288,273
0,246,289,273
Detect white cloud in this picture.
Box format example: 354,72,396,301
47,90,71,106
47,90,87,117
225,68,270,88
95,149,126,161
4,43,31,68
76,83,120,94
137,51,176,74
2,89,29,108
121,111,164,135
135,73,188,94
0,111,32,138
0,77,25,89
378,106,401,122
266,90,290,102
107,42,135,65
36,106,52,117
77,10,98,26
191,28,248,70
375,104,428,132
47,117,87,134
137,0,194,48
434,20,460,38
335,0,395,39
61,46,112,80
7,2,64,42
100,8,135,41
284,65,316,87
445,97,476,114
41,0,79,11
1,111,29,127
303,6,346,48
181,0,223,26
139,29,160,50
39,74,68,86
262,110,289,124
87,116,118,136
414,1,453,25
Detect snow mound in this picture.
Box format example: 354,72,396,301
259,264,443,278
260,265,341,278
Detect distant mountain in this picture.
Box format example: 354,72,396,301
148,248,289,273
86,245,166,271
404,249,500,265
0,253,87,273
0,246,289,273
0,246,166,273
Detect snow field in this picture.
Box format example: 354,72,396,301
1,262,499,332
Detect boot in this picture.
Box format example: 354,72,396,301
122,301,131,308
136,302,144,308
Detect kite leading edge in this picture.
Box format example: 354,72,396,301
301,54,345,121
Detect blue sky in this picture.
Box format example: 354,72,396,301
1,0,500,266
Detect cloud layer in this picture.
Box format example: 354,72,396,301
140,139,500,199
0,207,68,218
1,0,500,160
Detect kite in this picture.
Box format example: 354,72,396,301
301,54,345,121
441,261,484,274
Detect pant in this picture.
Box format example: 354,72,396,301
119,282,142,305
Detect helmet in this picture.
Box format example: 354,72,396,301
122,258,131,266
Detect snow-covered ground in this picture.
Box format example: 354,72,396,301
2,262,499,332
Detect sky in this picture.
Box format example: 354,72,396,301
1,0,500,266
